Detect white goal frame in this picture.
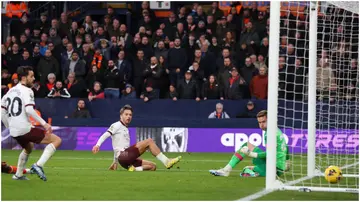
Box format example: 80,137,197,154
266,1,359,194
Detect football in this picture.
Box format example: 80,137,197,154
324,166,343,183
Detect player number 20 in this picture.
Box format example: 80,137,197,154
5,97,22,117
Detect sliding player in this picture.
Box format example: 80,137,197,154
1,66,62,181
1,161,32,175
209,110,290,177
92,104,182,171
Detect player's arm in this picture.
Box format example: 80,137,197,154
1,96,9,128
92,124,117,154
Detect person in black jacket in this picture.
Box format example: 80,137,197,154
104,60,120,98
65,99,91,118
143,57,164,93
203,74,224,100
140,82,159,103
132,50,149,98
177,71,200,101
167,38,188,84
236,101,257,118
47,81,71,99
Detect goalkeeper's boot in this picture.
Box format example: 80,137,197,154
240,167,258,177
12,175,29,180
209,168,230,177
166,156,182,169
128,165,135,172
31,164,47,181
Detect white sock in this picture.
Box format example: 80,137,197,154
25,168,31,174
156,152,169,166
135,167,143,171
36,143,56,167
224,164,232,172
15,150,29,177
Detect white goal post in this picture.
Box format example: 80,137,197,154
267,1,359,194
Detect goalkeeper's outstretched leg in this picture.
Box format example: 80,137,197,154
209,142,257,177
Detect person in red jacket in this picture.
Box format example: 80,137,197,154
88,81,105,101
250,66,268,99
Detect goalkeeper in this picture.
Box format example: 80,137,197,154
209,110,290,177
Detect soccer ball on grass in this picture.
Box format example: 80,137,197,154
324,165,342,183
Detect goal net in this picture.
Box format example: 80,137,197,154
267,1,359,193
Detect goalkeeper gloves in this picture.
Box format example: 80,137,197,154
240,146,258,158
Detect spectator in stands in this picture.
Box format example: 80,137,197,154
217,57,232,87
239,21,260,48
143,56,165,96
216,48,235,73
74,35,83,54
121,84,136,100
65,72,87,98
208,103,230,119
32,81,47,98
65,99,91,119
88,81,105,101
235,43,251,68
1,69,11,95
236,100,257,118
222,31,236,52
37,49,60,84
224,67,246,100
63,51,86,81
1,44,8,69
203,74,224,100
189,61,205,89
154,41,168,61
44,73,56,95
140,82,159,103
114,50,131,90
133,49,148,97
253,54,267,70
18,50,34,68
315,58,337,101
86,65,103,90
31,26,41,45
6,43,21,74
166,84,178,101
208,2,223,22
209,36,221,57
291,58,307,100
18,33,32,53
240,57,258,98
32,45,41,67
104,60,120,98
47,80,71,99
61,43,74,70
49,28,62,47
250,66,268,100
177,71,200,101
36,13,50,35
39,33,49,56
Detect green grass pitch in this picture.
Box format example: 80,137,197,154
1,150,359,200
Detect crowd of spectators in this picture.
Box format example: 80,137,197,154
1,1,358,103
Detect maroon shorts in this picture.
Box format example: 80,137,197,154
117,145,142,169
13,127,45,148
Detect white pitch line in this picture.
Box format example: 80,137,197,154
44,166,243,173
2,155,230,162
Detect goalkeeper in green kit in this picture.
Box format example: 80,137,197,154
209,110,290,177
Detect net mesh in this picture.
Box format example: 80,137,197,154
277,1,359,190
